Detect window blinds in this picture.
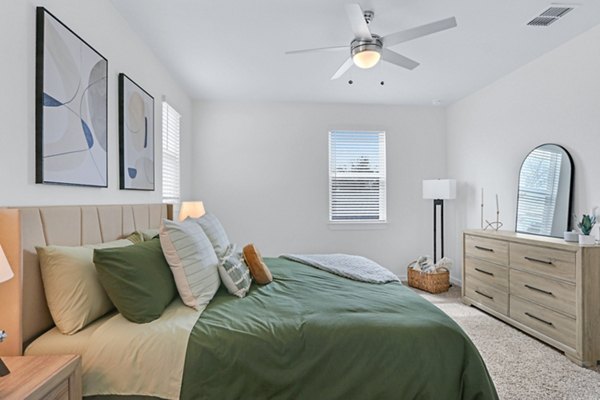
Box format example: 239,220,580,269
162,101,181,204
329,131,387,222
516,149,562,235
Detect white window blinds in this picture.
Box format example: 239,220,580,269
516,148,562,235
329,130,387,222
162,101,181,204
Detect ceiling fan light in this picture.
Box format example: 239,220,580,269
352,50,381,69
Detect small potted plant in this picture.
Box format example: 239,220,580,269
577,213,597,245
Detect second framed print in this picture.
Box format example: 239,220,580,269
119,73,155,190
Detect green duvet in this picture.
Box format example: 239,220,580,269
180,257,498,400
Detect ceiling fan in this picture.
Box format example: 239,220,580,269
285,4,457,80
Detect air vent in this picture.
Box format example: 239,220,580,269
527,5,576,27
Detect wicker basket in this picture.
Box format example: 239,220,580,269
407,266,450,294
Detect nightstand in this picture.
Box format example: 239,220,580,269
0,354,81,399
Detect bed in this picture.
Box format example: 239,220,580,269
0,204,498,399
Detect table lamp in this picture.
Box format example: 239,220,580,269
423,179,456,263
178,201,206,221
0,245,14,377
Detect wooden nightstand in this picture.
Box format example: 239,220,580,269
0,355,81,400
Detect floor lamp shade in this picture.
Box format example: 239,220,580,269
423,179,456,200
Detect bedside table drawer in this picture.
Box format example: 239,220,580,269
465,256,508,291
509,243,575,282
510,269,576,317
465,235,508,266
465,279,508,315
42,379,69,400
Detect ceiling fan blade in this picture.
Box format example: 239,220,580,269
381,49,420,70
331,58,354,80
382,17,457,48
285,46,348,55
345,4,372,40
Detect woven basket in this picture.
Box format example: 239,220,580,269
407,266,450,294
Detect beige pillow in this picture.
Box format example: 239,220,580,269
36,239,133,335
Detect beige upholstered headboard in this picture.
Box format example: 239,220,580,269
0,204,172,356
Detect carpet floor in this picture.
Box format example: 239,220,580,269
415,286,600,400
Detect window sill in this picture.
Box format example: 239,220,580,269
328,221,388,230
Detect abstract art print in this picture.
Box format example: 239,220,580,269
35,7,108,187
118,74,155,190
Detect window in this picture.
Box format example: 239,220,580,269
516,148,563,235
329,130,387,222
162,101,181,204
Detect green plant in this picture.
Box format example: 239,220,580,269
577,214,597,236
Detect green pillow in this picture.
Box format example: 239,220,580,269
93,238,177,323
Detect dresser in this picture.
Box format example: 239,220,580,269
462,229,600,366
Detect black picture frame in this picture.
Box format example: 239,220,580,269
118,73,155,190
35,7,108,187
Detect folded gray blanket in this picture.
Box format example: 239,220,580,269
280,253,400,284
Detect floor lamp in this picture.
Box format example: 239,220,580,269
0,245,14,377
423,179,456,263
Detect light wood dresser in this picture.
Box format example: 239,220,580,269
0,355,81,399
462,229,600,366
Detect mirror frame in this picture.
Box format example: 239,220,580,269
515,143,575,238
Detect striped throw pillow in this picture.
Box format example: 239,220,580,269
159,219,220,309
195,213,231,258
218,245,252,298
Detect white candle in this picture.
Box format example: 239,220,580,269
496,194,499,213
481,188,484,205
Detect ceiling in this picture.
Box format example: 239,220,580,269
112,0,600,105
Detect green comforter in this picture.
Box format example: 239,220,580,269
180,257,498,400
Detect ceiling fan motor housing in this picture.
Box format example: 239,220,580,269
350,35,383,58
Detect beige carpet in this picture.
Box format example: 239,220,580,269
414,286,600,400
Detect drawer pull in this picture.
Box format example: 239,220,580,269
524,284,553,296
525,312,554,326
524,256,553,265
474,268,494,277
474,245,494,252
475,290,494,300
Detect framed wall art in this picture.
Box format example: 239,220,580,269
35,7,108,187
118,73,155,190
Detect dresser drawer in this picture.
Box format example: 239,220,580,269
465,235,508,265
510,295,576,349
465,256,508,291
465,279,508,315
510,269,576,317
42,380,69,400
509,243,576,282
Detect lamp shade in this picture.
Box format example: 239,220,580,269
178,201,206,221
0,245,14,283
423,179,456,200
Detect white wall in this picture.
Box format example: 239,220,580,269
0,0,192,206
446,23,600,283
191,101,447,277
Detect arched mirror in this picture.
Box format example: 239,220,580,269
516,144,574,237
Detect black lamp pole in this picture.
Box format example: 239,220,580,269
433,199,444,263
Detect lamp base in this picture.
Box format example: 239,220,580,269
0,357,10,376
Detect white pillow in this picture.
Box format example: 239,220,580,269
218,245,252,298
194,213,231,258
36,238,133,335
159,219,220,309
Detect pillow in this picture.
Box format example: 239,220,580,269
243,244,273,285
93,238,177,323
141,228,160,241
36,238,134,335
194,213,231,258
218,246,252,298
125,231,143,244
159,219,221,309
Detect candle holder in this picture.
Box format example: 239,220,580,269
483,193,503,231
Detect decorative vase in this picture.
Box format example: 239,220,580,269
578,234,596,245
